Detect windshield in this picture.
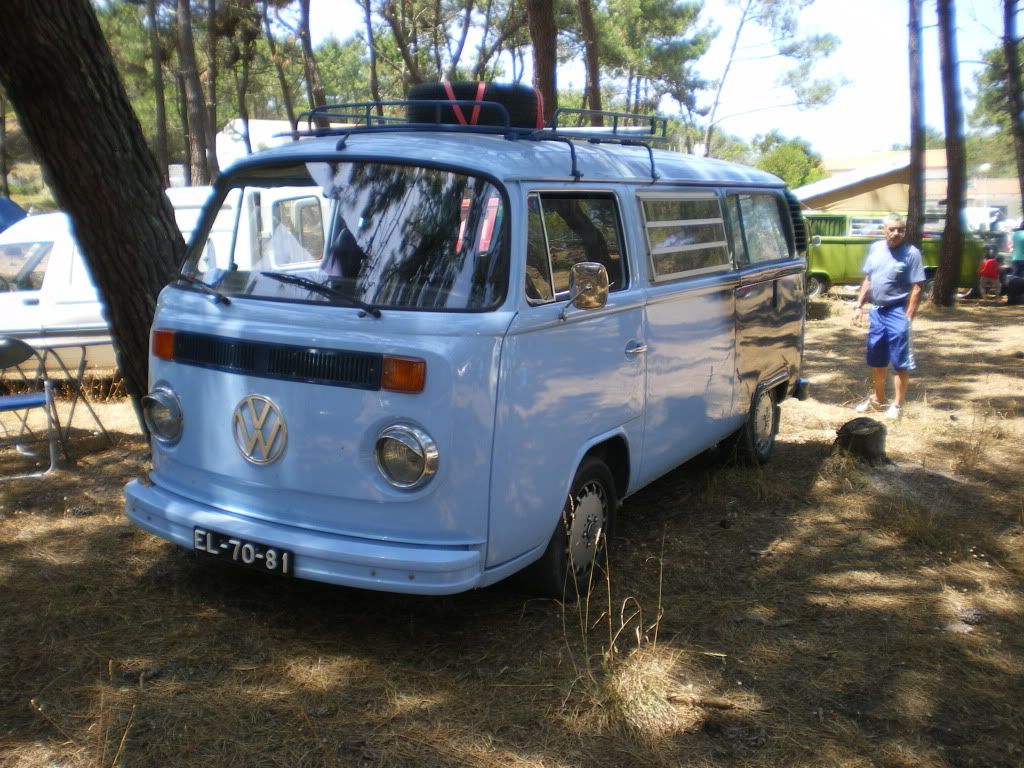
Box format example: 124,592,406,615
0,240,54,292
184,162,508,312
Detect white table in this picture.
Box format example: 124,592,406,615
19,332,114,444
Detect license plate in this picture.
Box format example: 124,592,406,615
193,528,293,576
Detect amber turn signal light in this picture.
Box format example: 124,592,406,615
382,356,426,393
152,329,176,360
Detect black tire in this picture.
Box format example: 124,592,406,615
806,274,828,299
922,277,935,300
407,82,543,129
737,386,780,465
517,456,617,599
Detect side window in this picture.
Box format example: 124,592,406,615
807,215,846,238
269,196,325,267
734,194,790,264
850,216,884,237
524,192,626,303
3,242,53,291
641,194,730,281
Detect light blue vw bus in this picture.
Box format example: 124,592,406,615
125,92,808,598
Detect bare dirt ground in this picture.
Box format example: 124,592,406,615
2,294,1022,767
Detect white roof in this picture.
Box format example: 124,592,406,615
232,129,783,187
0,212,71,244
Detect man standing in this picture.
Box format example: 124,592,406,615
1011,220,1024,279
851,213,925,419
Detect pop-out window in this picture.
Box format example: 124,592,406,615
729,193,790,265
525,192,626,304
641,194,729,281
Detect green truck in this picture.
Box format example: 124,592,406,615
804,212,984,298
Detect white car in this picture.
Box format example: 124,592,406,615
0,189,215,370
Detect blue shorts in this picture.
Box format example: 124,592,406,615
866,305,915,371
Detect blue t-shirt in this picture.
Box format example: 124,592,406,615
862,240,925,307
1012,230,1024,262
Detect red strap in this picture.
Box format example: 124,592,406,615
470,81,485,126
442,81,468,125
534,87,544,129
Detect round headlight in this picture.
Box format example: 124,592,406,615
375,425,438,489
142,387,183,444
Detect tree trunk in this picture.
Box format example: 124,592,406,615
358,0,382,116
146,0,169,186
177,0,211,184
174,70,192,184
703,0,751,156
234,47,253,155
577,0,603,126
934,0,965,307
297,0,327,123
381,1,425,86
205,0,220,178
526,0,557,125
262,0,296,127
906,0,925,255
1004,0,1024,213
0,0,184,413
445,0,474,80
0,90,9,197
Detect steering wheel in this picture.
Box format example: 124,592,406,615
0,276,11,292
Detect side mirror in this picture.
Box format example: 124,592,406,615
562,262,609,319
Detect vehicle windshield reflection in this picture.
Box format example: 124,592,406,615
185,162,508,312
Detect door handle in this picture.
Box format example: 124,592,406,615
625,341,648,357
22,297,40,306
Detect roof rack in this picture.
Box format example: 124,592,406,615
285,100,670,182
294,99,514,133
548,107,668,140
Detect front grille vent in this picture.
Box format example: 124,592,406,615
172,331,382,390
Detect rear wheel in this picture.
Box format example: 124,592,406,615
737,386,780,465
922,277,935,300
518,456,617,599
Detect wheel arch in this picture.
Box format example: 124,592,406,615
582,434,630,503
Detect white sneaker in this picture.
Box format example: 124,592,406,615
854,397,885,414
884,403,902,419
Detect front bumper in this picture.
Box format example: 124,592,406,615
124,479,484,595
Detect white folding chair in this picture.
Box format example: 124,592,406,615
0,336,61,479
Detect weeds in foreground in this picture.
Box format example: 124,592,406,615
559,531,705,744
947,403,1006,476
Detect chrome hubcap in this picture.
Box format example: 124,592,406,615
753,392,774,454
565,480,607,577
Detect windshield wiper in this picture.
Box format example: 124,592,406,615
173,274,231,305
260,272,382,318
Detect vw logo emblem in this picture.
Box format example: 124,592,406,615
232,395,287,465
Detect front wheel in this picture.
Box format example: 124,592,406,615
518,456,617,599
738,386,780,465
806,274,828,299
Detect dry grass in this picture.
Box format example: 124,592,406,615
2,295,1023,767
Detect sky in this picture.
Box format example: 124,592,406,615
308,0,1007,160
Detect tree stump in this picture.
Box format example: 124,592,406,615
833,417,888,465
